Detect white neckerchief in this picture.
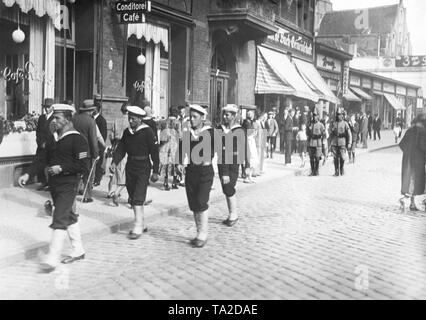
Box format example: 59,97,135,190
220,124,241,134
128,123,149,135
46,112,53,120
94,113,100,120
55,130,80,142
190,125,211,139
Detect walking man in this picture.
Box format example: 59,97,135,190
307,109,326,176
19,104,89,272
360,112,368,149
110,106,160,239
182,105,215,248
284,109,294,165
265,111,279,159
373,113,382,141
216,104,245,227
331,108,352,176
93,102,108,186
367,112,373,140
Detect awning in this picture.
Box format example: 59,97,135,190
384,93,406,110
293,58,338,104
343,90,362,102
350,87,373,100
255,46,319,102
2,0,60,27
128,23,169,52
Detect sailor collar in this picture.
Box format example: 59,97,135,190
54,130,80,142
220,124,241,134
128,123,149,135
190,125,212,139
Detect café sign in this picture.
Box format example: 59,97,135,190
267,27,313,58
115,1,152,24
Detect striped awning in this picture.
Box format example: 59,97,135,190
255,46,319,102
343,90,362,102
384,93,406,110
293,58,338,104
350,87,373,100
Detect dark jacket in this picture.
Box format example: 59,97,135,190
367,115,373,130
36,113,54,148
284,116,294,141
373,117,382,130
73,113,99,159
95,114,108,142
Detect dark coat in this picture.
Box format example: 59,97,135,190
373,117,382,130
399,125,426,195
284,116,294,141
36,113,54,148
73,113,99,159
95,114,108,142
367,115,373,130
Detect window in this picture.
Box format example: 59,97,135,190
280,0,314,32
152,0,192,14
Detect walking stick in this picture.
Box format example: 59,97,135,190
81,158,99,202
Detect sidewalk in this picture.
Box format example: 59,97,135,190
0,130,399,266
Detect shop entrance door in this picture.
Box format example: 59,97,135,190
210,71,229,126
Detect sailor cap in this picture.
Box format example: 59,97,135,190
127,106,147,117
223,104,239,114
53,104,76,113
189,104,208,116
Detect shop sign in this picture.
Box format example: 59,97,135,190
362,78,372,89
373,81,382,91
115,1,152,24
383,82,395,93
0,62,52,85
329,79,338,91
267,27,313,58
133,77,165,96
396,85,407,96
349,75,361,86
395,55,426,68
342,63,350,94
408,88,417,97
316,53,342,73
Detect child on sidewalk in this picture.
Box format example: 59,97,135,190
296,124,308,168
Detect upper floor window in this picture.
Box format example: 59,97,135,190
279,0,314,33
152,0,192,14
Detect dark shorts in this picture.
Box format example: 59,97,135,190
298,141,307,154
218,164,239,197
185,165,214,212
126,160,151,206
49,175,80,230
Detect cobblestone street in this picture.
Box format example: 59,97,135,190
1,147,426,300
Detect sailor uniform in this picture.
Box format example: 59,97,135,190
307,121,326,176
216,124,245,197
113,123,159,206
29,131,89,230
183,125,215,212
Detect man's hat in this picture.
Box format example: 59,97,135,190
80,99,97,111
336,107,344,115
43,98,54,108
52,104,75,113
127,106,146,117
268,111,274,115
189,104,208,116
223,104,239,114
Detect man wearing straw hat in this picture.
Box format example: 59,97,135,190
18,104,90,272
110,106,160,240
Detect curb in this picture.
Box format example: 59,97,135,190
0,143,397,268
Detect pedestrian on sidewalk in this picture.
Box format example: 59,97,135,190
265,111,279,159
93,99,108,187
296,124,308,168
284,109,295,166
373,113,382,141
348,114,359,164
254,111,267,176
330,108,352,176
18,104,89,272
110,106,160,240
217,104,245,227
243,110,258,183
367,112,373,140
395,113,404,139
307,109,325,176
360,112,369,149
398,114,426,212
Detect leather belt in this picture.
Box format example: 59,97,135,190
312,135,322,139
129,155,149,161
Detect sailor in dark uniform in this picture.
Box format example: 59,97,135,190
110,106,160,240
182,105,215,248
331,108,352,176
216,104,245,227
307,109,326,176
18,104,90,272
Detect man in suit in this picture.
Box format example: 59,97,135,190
73,100,100,203
367,112,373,140
284,109,294,165
265,111,279,159
360,112,369,149
35,98,55,191
278,109,287,154
373,113,382,141
93,101,108,186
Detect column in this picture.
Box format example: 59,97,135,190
44,20,55,101
152,43,161,117
144,41,154,106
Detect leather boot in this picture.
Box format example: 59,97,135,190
309,157,315,176
334,158,340,176
62,222,85,264
40,229,67,272
315,158,320,176
340,159,345,176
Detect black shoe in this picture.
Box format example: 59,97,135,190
82,198,93,203
39,263,56,273
410,204,419,212
340,170,345,176
144,200,153,206
178,182,185,187
61,254,85,264
223,218,239,227
190,238,207,248
334,171,340,177
37,184,47,191
172,184,178,189
44,200,53,216
163,184,171,191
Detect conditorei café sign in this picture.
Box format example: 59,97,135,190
267,27,313,58
115,0,151,23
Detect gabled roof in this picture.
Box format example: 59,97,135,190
318,4,400,36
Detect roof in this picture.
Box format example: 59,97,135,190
318,4,400,36
350,68,421,89
316,38,353,59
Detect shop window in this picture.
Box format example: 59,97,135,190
126,46,146,106
55,46,75,102
152,0,192,14
280,0,313,32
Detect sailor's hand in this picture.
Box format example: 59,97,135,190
150,173,159,183
222,176,231,185
48,165,62,176
18,174,30,188
109,163,116,174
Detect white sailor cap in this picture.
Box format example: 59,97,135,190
127,106,146,117
189,104,208,116
223,104,239,114
52,104,75,113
